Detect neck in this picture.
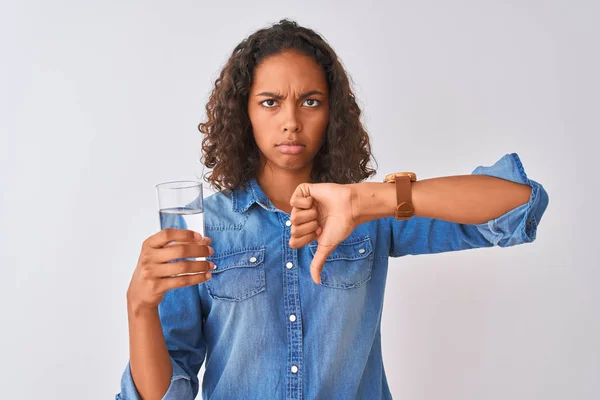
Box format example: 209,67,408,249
255,163,313,214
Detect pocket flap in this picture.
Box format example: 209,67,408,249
308,235,372,261
208,247,265,274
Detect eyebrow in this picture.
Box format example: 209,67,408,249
255,90,325,100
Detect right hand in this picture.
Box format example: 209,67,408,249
127,228,215,313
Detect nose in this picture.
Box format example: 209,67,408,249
282,106,301,133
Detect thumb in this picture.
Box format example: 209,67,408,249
310,243,334,285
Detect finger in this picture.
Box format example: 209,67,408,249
290,207,318,226
290,184,313,209
159,271,213,292
157,260,215,278
310,243,335,285
145,228,206,249
153,243,214,264
288,232,318,249
290,220,320,239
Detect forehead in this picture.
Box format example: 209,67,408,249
251,50,328,92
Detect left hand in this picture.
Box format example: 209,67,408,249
288,183,359,284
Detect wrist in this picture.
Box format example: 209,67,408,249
350,182,397,225
127,296,159,319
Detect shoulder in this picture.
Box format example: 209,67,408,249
203,190,233,212
203,190,249,231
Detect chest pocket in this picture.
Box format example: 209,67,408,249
308,235,373,289
205,247,266,301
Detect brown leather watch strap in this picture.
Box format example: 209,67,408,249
395,175,414,220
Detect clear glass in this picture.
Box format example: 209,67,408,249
155,180,206,269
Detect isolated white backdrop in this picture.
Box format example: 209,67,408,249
1,0,598,399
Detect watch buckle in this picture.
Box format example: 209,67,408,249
395,202,414,220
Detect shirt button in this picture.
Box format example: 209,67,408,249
286,220,292,227
286,262,293,269
291,365,299,374
249,257,257,263
358,248,366,254
289,314,297,322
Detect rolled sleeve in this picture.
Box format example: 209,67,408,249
471,153,549,247
115,358,194,400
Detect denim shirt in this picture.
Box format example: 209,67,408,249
117,153,549,400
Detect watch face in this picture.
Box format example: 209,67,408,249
383,172,417,182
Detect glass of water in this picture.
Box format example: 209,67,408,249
155,180,206,270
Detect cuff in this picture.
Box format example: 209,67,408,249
115,359,193,400
471,153,549,247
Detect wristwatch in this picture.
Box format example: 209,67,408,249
383,172,417,220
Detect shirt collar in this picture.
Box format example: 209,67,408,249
232,177,280,213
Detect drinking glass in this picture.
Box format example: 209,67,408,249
155,180,206,271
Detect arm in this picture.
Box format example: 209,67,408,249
117,284,206,400
353,173,531,225
127,305,173,399
356,153,549,257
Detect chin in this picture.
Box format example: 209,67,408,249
273,156,312,171
260,149,316,171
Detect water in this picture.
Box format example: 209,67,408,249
159,207,206,271
159,207,205,236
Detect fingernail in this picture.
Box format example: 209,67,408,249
211,263,218,270
206,272,212,279
194,232,202,239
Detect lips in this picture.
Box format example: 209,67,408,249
276,140,305,155
277,144,305,155
277,139,303,146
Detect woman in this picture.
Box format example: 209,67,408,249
117,19,548,399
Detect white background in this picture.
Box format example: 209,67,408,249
1,0,598,399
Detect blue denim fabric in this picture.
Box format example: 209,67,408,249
117,153,548,400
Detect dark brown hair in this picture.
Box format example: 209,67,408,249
199,19,377,192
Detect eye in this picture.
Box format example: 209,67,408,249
260,99,278,108
303,99,321,107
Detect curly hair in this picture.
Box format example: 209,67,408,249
199,19,377,192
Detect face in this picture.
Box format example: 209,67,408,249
248,49,329,175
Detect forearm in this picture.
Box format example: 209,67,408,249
127,303,173,400
352,175,532,225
